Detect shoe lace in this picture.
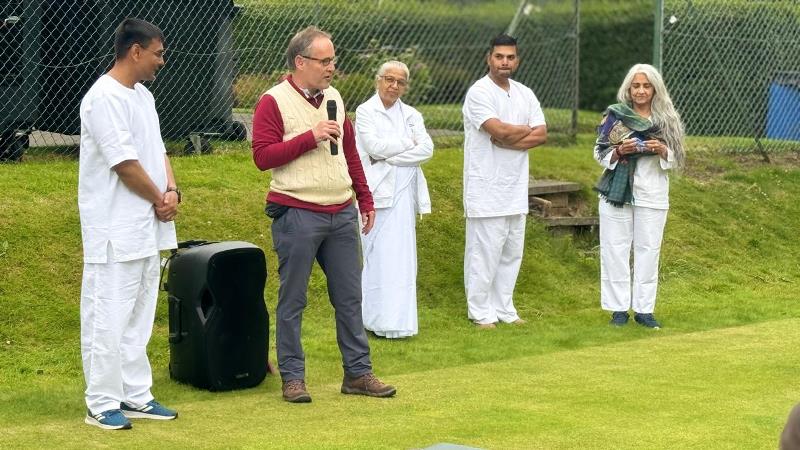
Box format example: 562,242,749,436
285,379,305,389
361,373,381,388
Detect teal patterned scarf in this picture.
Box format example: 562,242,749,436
594,104,660,207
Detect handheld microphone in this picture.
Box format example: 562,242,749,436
326,100,338,155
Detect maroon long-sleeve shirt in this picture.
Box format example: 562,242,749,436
251,75,374,213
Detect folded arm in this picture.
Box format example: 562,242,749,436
491,125,547,150
481,118,533,147
355,106,414,161
385,113,434,166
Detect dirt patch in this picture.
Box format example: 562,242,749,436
683,150,800,182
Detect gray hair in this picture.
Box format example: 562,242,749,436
285,26,331,70
617,63,686,169
375,60,410,81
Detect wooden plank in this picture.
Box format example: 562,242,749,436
540,216,599,227
540,192,569,208
528,178,582,195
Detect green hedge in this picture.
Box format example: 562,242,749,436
232,0,513,109
230,1,667,125
661,0,800,137
579,0,654,112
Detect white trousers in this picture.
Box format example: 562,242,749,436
465,214,525,324
599,201,668,314
80,254,159,413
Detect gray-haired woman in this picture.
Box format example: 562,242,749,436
593,63,686,329
355,60,434,338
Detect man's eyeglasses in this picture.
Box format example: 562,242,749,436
379,76,408,88
137,45,167,59
300,55,337,66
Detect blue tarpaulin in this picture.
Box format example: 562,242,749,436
766,72,800,141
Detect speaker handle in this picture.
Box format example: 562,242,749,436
161,240,219,292
199,288,216,324
178,240,216,249
168,295,182,343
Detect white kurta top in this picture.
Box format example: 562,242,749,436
462,75,546,218
598,144,676,210
78,75,177,263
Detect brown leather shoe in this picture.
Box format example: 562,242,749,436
282,379,311,403
341,373,396,398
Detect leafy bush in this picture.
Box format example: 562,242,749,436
233,71,285,109
343,40,435,107
335,72,375,110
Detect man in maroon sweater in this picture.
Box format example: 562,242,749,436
252,26,396,403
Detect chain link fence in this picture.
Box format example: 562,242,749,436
662,0,800,157
0,0,578,162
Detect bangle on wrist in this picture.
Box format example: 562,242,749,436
166,186,182,204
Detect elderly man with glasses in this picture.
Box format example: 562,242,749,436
251,26,396,403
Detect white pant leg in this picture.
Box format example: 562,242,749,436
80,256,151,414
120,255,160,408
632,206,668,314
491,214,525,323
465,217,506,324
599,201,634,312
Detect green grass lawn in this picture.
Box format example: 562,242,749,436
1,136,799,448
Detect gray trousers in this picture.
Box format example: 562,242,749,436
271,204,372,381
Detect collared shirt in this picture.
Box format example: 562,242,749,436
300,87,324,103
251,75,373,213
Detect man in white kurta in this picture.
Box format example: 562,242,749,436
78,18,178,430
462,34,547,328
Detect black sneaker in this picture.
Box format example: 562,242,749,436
609,311,629,326
634,313,661,329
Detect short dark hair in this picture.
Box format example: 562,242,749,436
489,33,517,53
114,18,164,60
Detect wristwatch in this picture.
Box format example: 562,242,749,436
166,186,182,204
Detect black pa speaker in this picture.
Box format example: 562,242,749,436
166,241,269,391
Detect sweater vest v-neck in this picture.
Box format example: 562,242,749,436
265,80,352,206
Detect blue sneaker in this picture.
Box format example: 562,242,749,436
609,311,629,326
85,408,132,430
121,400,178,420
634,313,661,329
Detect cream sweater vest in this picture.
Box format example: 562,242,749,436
266,80,352,205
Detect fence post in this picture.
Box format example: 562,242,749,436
572,0,580,140
506,0,527,36
653,0,663,69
